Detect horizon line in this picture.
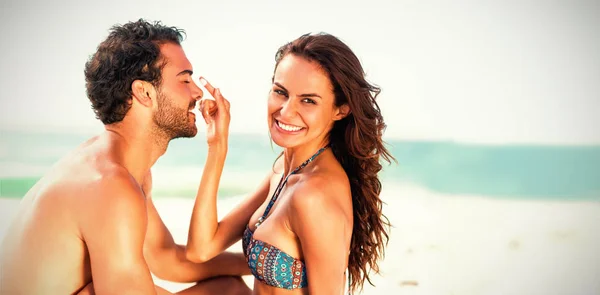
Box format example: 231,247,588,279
2,125,599,148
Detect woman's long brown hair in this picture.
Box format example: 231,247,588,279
274,33,395,293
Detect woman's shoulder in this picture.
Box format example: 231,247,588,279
287,171,352,236
290,171,351,215
300,171,348,194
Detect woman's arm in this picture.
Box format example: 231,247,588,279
186,172,271,263
185,77,272,262
289,177,352,295
143,181,251,281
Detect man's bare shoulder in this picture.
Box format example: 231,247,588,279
78,165,148,237
85,164,146,209
38,136,121,189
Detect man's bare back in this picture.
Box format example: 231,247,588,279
0,135,142,294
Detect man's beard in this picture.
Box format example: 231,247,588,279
153,90,197,140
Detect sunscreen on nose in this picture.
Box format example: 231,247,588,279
199,77,208,87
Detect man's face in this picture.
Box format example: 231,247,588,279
152,43,203,139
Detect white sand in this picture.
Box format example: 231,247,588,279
1,186,599,295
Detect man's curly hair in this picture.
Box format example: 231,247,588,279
84,19,185,124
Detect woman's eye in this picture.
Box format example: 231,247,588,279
302,98,316,104
274,89,287,96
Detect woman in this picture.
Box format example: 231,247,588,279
187,33,394,294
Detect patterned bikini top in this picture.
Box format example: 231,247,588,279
242,146,329,290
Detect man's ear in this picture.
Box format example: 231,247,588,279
131,80,156,107
334,104,351,121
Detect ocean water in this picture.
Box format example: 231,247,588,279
0,129,599,200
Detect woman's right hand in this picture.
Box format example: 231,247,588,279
199,77,230,150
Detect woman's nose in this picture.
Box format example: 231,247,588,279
279,99,297,118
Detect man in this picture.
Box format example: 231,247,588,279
0,19,249,294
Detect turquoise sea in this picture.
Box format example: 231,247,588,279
1,129,599,201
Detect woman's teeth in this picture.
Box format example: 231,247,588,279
277,121,303,132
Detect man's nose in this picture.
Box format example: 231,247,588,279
192,81,204,100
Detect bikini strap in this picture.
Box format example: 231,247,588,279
254,145,329,228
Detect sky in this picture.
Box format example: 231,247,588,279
0,0,598,145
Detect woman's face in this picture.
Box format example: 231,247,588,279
268,54,346,150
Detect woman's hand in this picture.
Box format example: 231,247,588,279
199,77,230,150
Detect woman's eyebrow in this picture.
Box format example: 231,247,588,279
274,82,322,98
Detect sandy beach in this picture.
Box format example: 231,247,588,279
1,185,599,295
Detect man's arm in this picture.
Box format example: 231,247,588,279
80,171,157,295
143,185,250,282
